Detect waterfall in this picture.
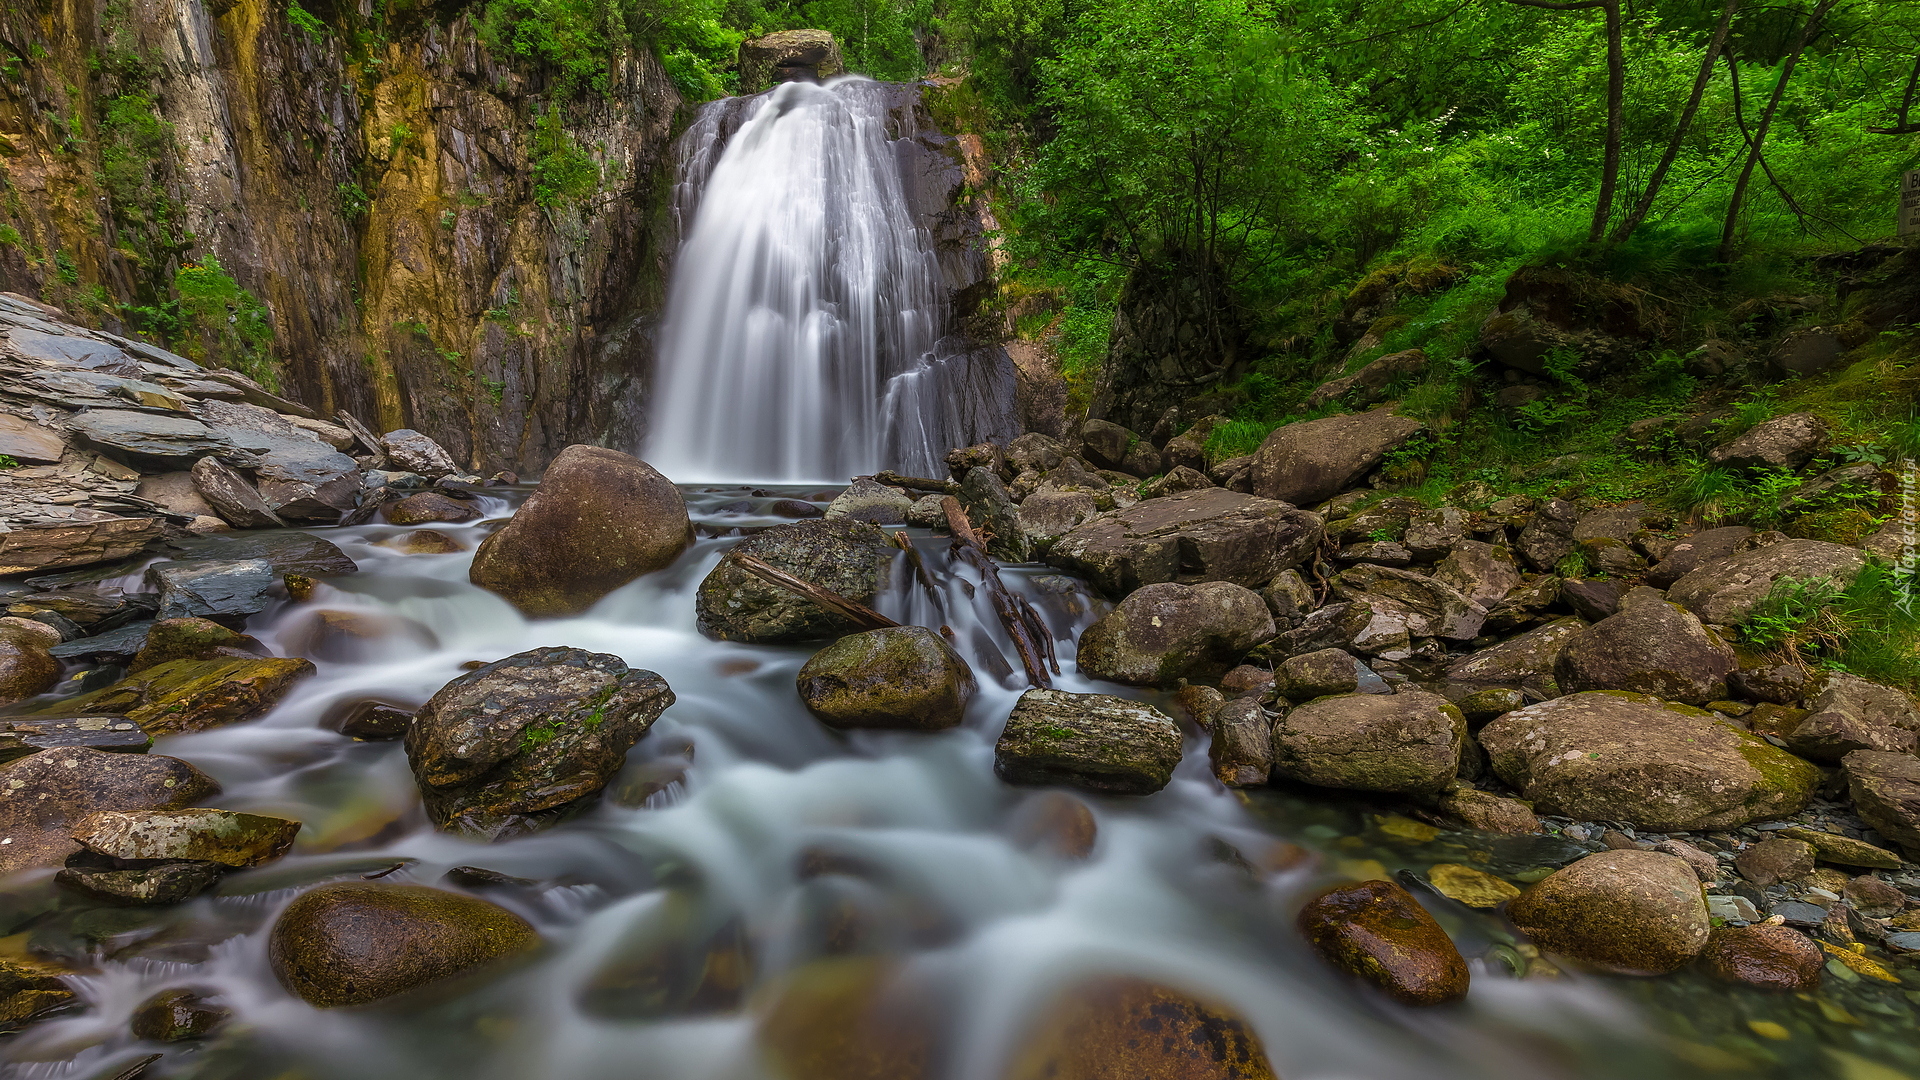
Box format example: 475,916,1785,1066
645,77,1016,484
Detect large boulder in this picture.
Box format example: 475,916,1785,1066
1297,878,1469,1005
1270,690,1464,799
1707,413,1825,470
1431,541,1521,607
1330,564,1485,641
1788,674,1920,762
796,627,974,731
1249,407,1424,507
1553,589,1735,705
470,446,692,618
1077,419,1162,477
1046,488,1322,597
824,478,912,525
1076,582,1274,687
1513,499,1579,571
1507,850,1709,975
379,429,459,478
1844,751,1920,858
406,647,674,838
957,467,1030,562
696,519,897,643
1668,539,1866,626
1479,692,1818,830
23,656,315,736
196,401,359,519
1208,698,1272,787
0,748,219,875
994,689,1183,796
270,882,540,1007
1016,490,1101,556
738,29,845,94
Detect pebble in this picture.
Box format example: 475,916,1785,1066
1771,901,1831,927
1707,895,1761,923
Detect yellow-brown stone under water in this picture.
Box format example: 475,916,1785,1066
21,656,315,736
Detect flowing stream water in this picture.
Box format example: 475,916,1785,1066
9,75,1914,1080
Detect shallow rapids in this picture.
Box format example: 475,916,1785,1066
0,492,1693,1080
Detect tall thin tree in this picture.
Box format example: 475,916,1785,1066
1506,0,1624,243
1717,0,1841,262
1610,0,1742,244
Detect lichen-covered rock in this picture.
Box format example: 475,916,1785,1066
385,491,479,525
994,689,1183,796
1330,564,1486,641
1047,487,1322,597
1777,826,1902,870
406,647,674,838
57,860,226,906
1297,878,1469,1005
1514,499,1580,572
1208,698,1271,787
796,626,974,731
1271,691,1464,799
957,467,1029,562
1553,590,1735,705
1646,526,1753,588
1445,617,1585,691
1431,541,1522,607
269,882,540,1007
1016,490,1101,556
1276,648,1360,700
824,477,913,525
0,748,219,875
1003,976,1279,1080
22,656,315,736
379,429,459,478
1668,539,1866,626
695,519,897,644
1078,418,1161,477
738,28,846,93
1138,466,1214,500
1479,692,1818,830
1507,850,1709,974
1844,751,1920,859
1250,407,1424,507
70,808,301,867
1699,924,1824,991
1707,413,1826,471
1076,581,1274,687
470,446,692,617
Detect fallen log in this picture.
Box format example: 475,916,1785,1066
892,531,947,616
875,470,956,494
732,552,900,631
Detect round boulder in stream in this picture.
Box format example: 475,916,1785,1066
1076,581,1275,688
269,882,540,1007
1297,878,1470,1005
469,445,692,617
1699,924,1824,991
696,518,897,644
796,626,974,731
406,647,674,838
1507,850,1709,974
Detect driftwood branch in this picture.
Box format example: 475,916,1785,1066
891,530,947,616
733,553,900,631
875,471,956,494
942,497,1053,688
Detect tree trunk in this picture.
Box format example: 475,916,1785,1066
1717,0,1839,262
1588,0,1626,243
1610,0,1741,244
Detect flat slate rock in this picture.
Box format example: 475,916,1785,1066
0,716,150,761
0,414,67,465
5,329,130,367
163,532,357,577
64,410,230,468
48,620,153,662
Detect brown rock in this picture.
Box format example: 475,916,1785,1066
0,637,58,707
1733,838,1815,886
1436,784,1542,834
1272,690,1464,799
1208,698,1272,787
1251,407,1425,507
1844,875,1907,918
1004,977,1279,1080
1008,791,1098,860
0,518,163,576
796,626,974,731
22,656,316,736
1699,924,1824,990
385,492,480,525
269,882,540,1007
1297,878,1469,1005
1844,751,1920,859
128,617,249,673
1507,850,1709,975
382,529,465,555
1047,487,1323,597
0,748,219,875
755,958,937,1080
281,609,438,663
321,697,413,740
470,445,693,617
0,956,76,1031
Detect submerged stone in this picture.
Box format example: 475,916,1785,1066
23,656,316,736
1003,976,1279,1080
1699,924,1824,991
130,987,230,1041
1297,878,1470,1005
269,882,540,1007
1507,850,1709,975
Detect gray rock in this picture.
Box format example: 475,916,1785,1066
1208,698,1271,787
1305,348,1429,410
1514,499,1580,571
1646,527,1753,588
824,478,913,525
1275,602,1375,657
145,559,276,621
1843,751,1920,859
1480,692,1818,830
993,688,1183,796
958,467,1029,562
1138,465,1214,500
6,329,129,366
190,455,284,529
1047,488,1322,597
1482,575,1563,632
1076,581,1274,687
1259,569,1315,625
71,808,300,867
1403,506,1470,561
380,429,459,478
1331,564,1485,640
1557,578,1624,621
406,647,674,838
1078,419,1161,477
196,401,358,520
1006,432,1068,475
1271,690,1464,798
0,412,67,465
65,410,230,469
164,532,357,577
695,519,897,644
1250,407,1424,507
906,493,948,529
1017,491,1101,556
1668,539,1866,625
1553,590,1735,705
1445,616,1585,690
0,748,220,875
1708,413,1826,470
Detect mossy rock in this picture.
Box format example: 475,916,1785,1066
796,626,974,731
268,882,540,1007
1297,878,1469,1005
21,656,315,736
695,519,897,644
1508,850,1708,975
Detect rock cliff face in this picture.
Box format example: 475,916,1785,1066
0,0,683,475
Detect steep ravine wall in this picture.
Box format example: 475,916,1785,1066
0,0,682,475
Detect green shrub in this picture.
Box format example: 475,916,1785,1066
175,255,278,388
287,0,326,39
1742,566,1920,690
530,106,599,209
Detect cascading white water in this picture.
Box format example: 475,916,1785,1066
645,78,1013,483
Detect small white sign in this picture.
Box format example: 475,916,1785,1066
1903,170,1920,237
